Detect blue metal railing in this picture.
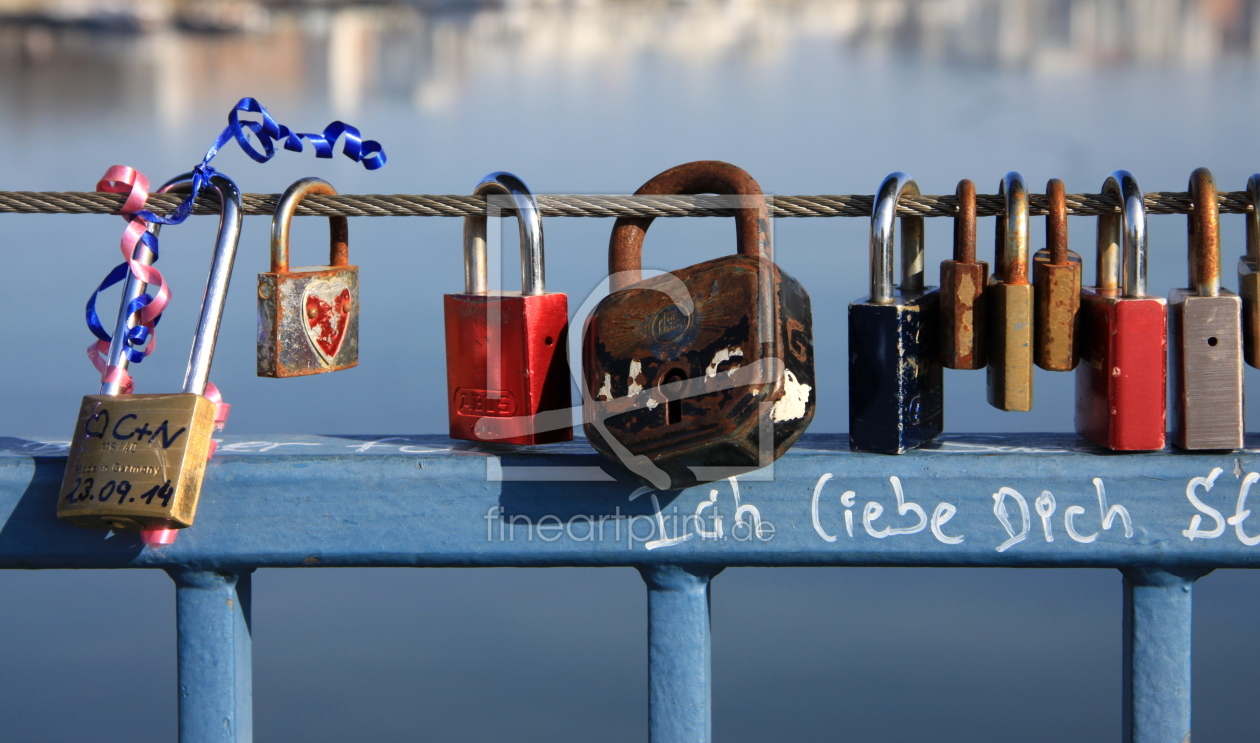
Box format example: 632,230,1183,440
3,432,1256,742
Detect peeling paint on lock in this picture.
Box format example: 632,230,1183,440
258,177,359,378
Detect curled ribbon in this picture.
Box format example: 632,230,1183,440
86,165,171,390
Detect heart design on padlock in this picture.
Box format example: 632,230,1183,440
301,278,352,365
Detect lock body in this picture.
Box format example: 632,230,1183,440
1033,249,1082,371
985,281,1034,411
1169,289,1244,450
1240,257,1260,368
584,254,814,489
58,393,217,530
258,265,359,377
445,291,571,445
1075,289,1167,450
939,259,988,369
849,289,943,454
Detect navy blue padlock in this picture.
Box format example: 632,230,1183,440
848,172,944,454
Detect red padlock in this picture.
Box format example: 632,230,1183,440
444,172,572,444
1075,170,1167,450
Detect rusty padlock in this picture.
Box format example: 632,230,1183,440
59,173,242,531
1239,173,1260,368
1032,178,1082,371
583,160,814,490
1169,167,1243,451
257,177,359,377
445,171,572,445
939,179,987,369
850,172,944,454
987,172,1034,411
1075,170,1167,451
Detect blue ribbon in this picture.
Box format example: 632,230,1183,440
88,97,386,364
85,230,160,363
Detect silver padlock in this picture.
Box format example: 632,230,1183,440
1169,167,1244,451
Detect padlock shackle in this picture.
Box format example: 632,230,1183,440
1046,178,1069,266
994,172,1029,285
1097,170,1148,298
463,172,544,296
1247,174,1260,266
953,179,976,264
183,174,244,396
270,178,349,275
870,172,924,303
1188,167,1220,297
100,172,194,397
608,160,769,292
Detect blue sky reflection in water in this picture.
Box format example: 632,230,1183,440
2,0,1260,740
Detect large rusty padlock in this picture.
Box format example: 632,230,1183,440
939,179,987,370
445,171,572,445
59,173,242,531
1032,178,1082,371
850,172,944,454
986,171,1035,411
1075,170,1167,451
1169,167,1243,451
257,177,359,377
583,161,814,490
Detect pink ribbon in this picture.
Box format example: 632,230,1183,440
89,166,173,387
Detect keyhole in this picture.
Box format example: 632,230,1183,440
1207,336,1219,347
663,369,686,425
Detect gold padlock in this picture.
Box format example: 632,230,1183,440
59,173,242,531
1033,178,1082,371
986,171,1034,411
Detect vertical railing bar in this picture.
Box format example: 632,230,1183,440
1122,567,1209,743
168,568,254,743
639,565,723,743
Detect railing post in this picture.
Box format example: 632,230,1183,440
167,569,254,743
639,565,723,743
1122,567,1209,743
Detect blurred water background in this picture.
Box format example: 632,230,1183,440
3,0,1260,740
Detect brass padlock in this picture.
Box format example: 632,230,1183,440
1169,167,1244,451
257,177,359,377
986,171,1034,411
939,179,988,370
1239,173,1260,368
583,160,815,490
59,174,243,531
1033,178,1082,371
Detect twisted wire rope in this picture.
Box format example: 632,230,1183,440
0,190,1248,218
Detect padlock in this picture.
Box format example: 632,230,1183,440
59,173,243,530
849,172,943,454
583,160,814,489
444,171,572,445
1239,173,1260,368
1075,170,1167,451
1032,178,1082,371
1169,167,1243,451
939,179,988,369
257,177,358,377
986,171,1034,411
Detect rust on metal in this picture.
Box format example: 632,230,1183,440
939,179,987,370
1188,167,1220,297
584,161,814,490
608,160,769,290
258,178,359,378
1033,179,1082,372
